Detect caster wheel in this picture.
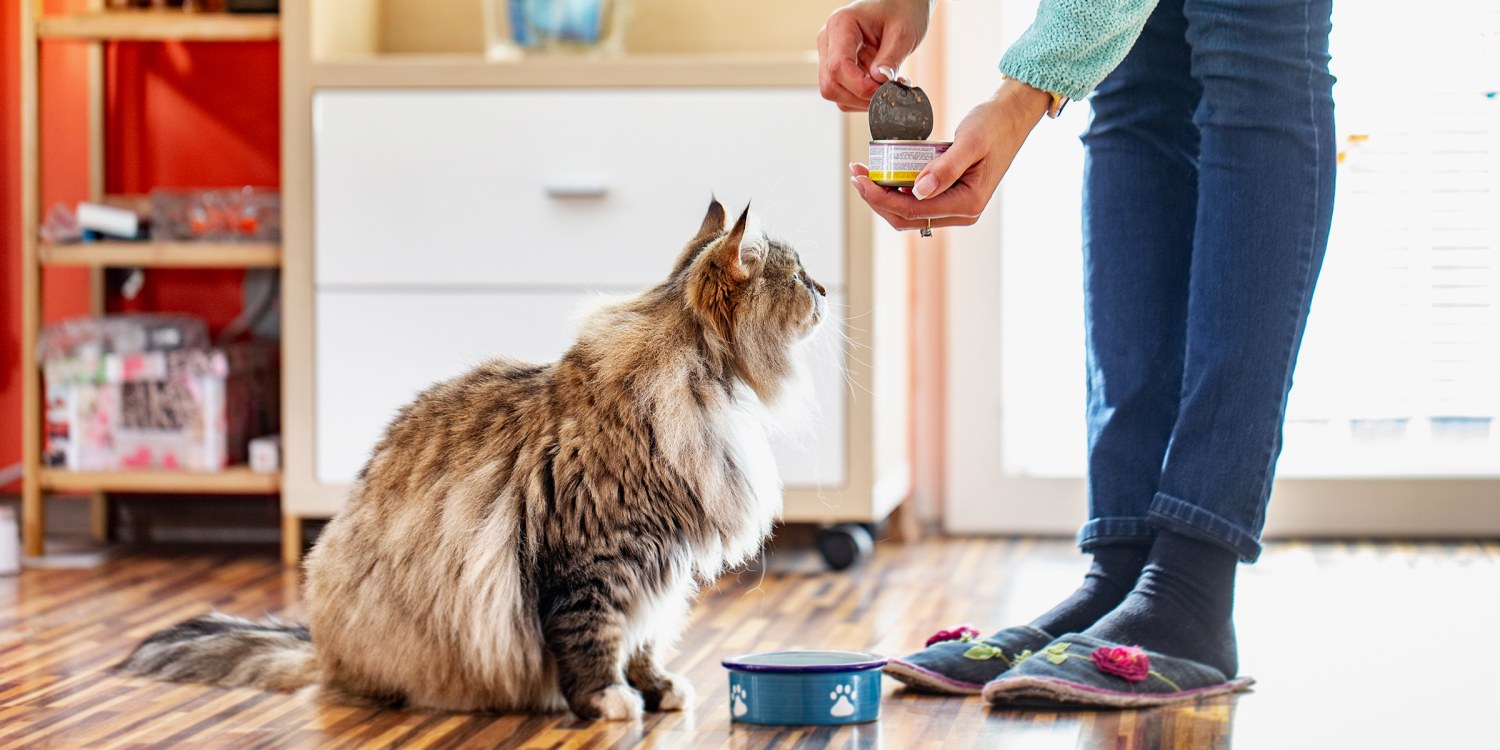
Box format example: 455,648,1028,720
816,523,874,571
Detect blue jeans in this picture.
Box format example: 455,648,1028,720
1076,0,1336,563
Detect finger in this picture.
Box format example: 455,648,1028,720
836,57,881,104
851,175,980,229
858,174,984,223
821,56,877,109
849,162,870,178
852,175,948,221
910,138,986,200
853,186,915,231
867,26,915,86
818,16,880,107
900,180,991,220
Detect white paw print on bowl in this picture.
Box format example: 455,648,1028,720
829,683,857,717
731,684,749,717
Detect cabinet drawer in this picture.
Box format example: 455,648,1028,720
314,89,846,289
316,290,847,489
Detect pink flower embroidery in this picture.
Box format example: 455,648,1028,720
1091,645,1150,682
925,625,981,648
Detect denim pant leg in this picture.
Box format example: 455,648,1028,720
1148,0,1337,563
1076,0,1202,552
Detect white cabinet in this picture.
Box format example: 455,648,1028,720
286,73,907,538
314,89,846,289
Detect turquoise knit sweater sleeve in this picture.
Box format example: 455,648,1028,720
998,0,1160,102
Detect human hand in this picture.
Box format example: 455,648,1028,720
817,0,931,112
849,80,1052,231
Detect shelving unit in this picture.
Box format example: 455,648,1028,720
18,3,283,559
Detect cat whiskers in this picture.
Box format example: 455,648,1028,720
815,323,874,400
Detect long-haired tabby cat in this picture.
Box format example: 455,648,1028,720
116,199,828,720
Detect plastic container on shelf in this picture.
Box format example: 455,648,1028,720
36,314,210,366
483,0,630,59
149,187,281,243
0,506,19,575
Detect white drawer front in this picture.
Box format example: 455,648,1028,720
316,290,847,489
314,89,846,289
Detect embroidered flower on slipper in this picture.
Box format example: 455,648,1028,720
1044,643,1071,665
925,625,981,648
963,643,1006,661
1090,645,1150,682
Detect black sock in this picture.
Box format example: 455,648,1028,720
1028,543,1151,637
1084,530,1240,677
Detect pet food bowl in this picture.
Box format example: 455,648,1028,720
721,650,887,725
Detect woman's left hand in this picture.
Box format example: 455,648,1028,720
851,79,1052,232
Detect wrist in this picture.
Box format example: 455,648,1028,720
989,79,1051,135
997,78,1052,122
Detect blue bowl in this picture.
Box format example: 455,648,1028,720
722,650,887,725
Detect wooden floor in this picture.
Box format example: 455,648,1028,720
2,535,1497,749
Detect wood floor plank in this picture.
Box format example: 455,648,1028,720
2,537,1496,748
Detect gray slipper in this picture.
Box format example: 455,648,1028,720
883,626,1055,695
981,634,1255,708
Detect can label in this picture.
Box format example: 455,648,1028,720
868,140,951,187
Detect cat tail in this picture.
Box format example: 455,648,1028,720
114,612,319,692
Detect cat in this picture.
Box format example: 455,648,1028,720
115,198,829,721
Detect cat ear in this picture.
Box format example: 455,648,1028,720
675,196,731,277
719,203,763,283
698,195,727,237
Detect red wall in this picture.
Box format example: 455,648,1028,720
104,40,280,331
2,0,20,490
2,0,279,490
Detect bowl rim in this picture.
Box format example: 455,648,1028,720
721,650,888,673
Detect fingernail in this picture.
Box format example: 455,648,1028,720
912,175,936,200
848,162,859,175
876,65,899,82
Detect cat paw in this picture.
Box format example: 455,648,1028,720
579,685,644,721
655,674,695,712
633,672,694,712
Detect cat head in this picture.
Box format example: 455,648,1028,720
675,197,828,401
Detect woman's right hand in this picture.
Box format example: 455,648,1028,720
817,0,931,112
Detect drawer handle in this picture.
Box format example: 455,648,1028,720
543,179,610,200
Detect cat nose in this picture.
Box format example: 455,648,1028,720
813,280,826,296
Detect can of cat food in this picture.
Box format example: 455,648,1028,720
868,140,951,188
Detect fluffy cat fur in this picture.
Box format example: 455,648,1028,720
115,199,829,721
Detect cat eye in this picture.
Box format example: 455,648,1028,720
797,270,826,297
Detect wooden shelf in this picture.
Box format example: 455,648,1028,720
37,10,280,42
312,53,820,89
39,241,282,268
39,466,281,494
